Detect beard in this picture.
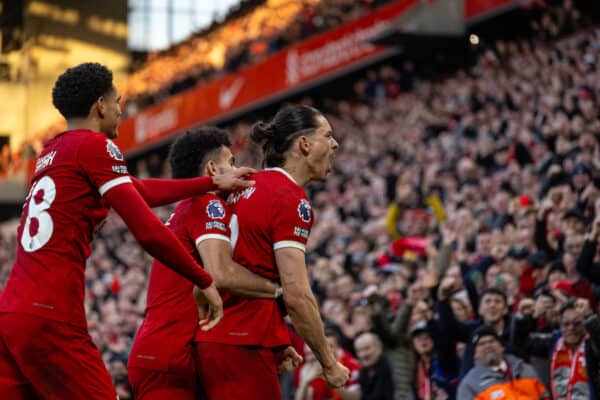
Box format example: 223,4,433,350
480,352,503,367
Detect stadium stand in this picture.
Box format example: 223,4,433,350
0,0,393,178
2,0,600,399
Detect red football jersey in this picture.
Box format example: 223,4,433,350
195,168,313,348
0,129,131,328
128,194,230,372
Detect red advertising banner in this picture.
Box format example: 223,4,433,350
116,0,419,154
465,0,517,21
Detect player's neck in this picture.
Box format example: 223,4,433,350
280,161,310,187
67,118,101,133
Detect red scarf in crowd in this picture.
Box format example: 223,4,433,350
417,358,431,400
550,336,590,400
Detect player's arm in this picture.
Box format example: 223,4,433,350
130,167,255,208
277,248,349,388
196,238,277,298
105,184,212,287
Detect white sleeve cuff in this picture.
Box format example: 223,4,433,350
98,176,132,196
195,233,231,247
273,240,306,252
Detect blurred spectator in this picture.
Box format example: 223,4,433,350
294,330,361,400
409,320,460,400
354,332,394,400
513,298,600,399
457,325,550,399
438,285,514,378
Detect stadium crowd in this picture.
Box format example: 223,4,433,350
122,0,394,116
2,0,600,399
0,0,393,178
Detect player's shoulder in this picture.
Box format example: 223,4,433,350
77,130,123,157
259,168,307,198
61,128,104,144
190,193,228,219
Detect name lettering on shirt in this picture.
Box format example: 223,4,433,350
165,212,175,226
34,150,57,173
227,186,256,205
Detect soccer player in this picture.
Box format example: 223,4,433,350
195,105,350,399
0,63,252,399
128,126,301,400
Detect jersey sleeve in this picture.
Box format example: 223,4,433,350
189,197,231,248
78,134,131,196
271,193,313,252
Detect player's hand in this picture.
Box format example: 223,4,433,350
275,346,303,373
212,167,256,191
322,361,350,388
193,283,223,331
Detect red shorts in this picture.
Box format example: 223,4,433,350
195,343,280,400
128,366,196,400
0,312,116,400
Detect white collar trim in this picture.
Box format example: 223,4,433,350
265,167,297,185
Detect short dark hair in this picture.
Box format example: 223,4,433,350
560,298,577,318
52,63,114,119
480,287,508,305
324,329,341,345
250,105,324,167
168,126,231,179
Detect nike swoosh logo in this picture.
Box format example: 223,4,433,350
219,77,244,109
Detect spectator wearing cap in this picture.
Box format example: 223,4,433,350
354,332,394,400
437,285,513,379
572,163,593,195
563,208,587,235
457,325,550,400
512,298,600,400
410,320,459,400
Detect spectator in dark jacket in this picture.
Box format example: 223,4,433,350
354,332,394,400
410,320,460,400
512,298,600,399
458,325,550,400
437,284,513,378
576,216,600,285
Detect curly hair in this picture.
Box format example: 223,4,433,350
250,105,323,167
168,126,231,179
52,63,113,119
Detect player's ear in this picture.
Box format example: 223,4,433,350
298,135,311,155
94,96,106,119
205,159,218,177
